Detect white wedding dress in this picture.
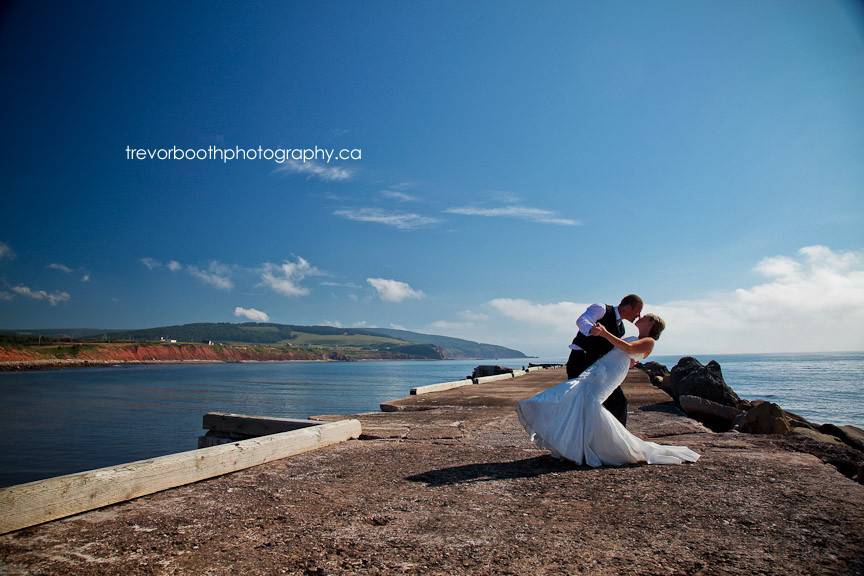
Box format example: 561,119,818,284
516,325,700,467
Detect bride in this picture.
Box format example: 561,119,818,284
516,313,700,467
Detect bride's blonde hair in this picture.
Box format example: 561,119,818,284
645,313,666,340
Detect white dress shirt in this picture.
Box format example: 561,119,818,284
569,303,621,351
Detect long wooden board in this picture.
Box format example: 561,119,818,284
203,412,322,436
0,418,362,534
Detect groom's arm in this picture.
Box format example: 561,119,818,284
576,303,606,336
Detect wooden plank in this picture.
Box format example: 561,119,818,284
203,412,322,437
510,369,527,378
0,418,362,535
473,373,514,384
410,379,473,395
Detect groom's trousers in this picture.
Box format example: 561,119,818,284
566,349,629,427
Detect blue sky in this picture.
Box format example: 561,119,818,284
1,1,863,356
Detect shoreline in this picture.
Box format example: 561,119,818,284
0,356,533,373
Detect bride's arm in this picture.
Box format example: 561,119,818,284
589,324,655,356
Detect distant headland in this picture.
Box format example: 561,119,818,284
0,322,528,370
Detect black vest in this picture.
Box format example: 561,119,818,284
571,304,624,360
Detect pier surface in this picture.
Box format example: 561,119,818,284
1,368,863,575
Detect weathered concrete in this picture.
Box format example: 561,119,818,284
1,368,862,575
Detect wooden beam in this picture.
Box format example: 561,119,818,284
203,412,322,437
410,379,473,395
473,373,514,384
510,369,527,377
0,418,362,535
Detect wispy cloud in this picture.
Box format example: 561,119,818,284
261,256,320,297
187,261,234,290
167,260,183,272
48,262,91,282
274,160,352,182
335,208,438,230
0,242,14,261
445,205,579,226
11,285,71,306
380,190,418,202
367,277,425,303
0,291,14,301
47,263,74,274
234,306,270,322
140,257,161,270
320,280,361,289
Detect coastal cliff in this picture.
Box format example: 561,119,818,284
1,368,862,574
0,341,449,370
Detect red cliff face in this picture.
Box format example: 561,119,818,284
0,343,338,363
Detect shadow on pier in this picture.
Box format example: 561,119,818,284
406,455,634,486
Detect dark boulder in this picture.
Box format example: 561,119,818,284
637,361,672,396
818,423,864,452
736,401,792,435
679,395,741,432
669,357,741,406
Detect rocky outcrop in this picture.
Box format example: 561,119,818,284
669,357,741,406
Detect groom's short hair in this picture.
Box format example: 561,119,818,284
619,294,643,308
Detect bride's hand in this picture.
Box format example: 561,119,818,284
589,323,609,337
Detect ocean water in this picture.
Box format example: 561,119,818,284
0,358,545,487
0,353,860,487
651,352,864,429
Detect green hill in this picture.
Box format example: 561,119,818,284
5,323,527,360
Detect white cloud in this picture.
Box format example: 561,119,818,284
187,261,233,290
0,291,14,301
320,280,361,288
380,190,418,202
47,263,74,274
367,277,425,303
445,205,579,226
389,323,407,330
486,245,864,355
0,242,14,260
140,257,161,270
167,260,183,272
334,208,438,230
319,320,343,327
11,285,71,306
425,310,490,333
234,306,270,322
261,256,319,297
274,159,352,182
48,262,90,282
488,298,587,333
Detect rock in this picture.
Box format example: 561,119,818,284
736,402,792,435
783,409,817,431
669,357,741,406
637,361,673,396
818,424,864,452
679,395,741,432
792,427,844,445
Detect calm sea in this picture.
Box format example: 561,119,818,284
0,352,861,487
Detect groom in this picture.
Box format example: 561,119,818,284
566,294,643,427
